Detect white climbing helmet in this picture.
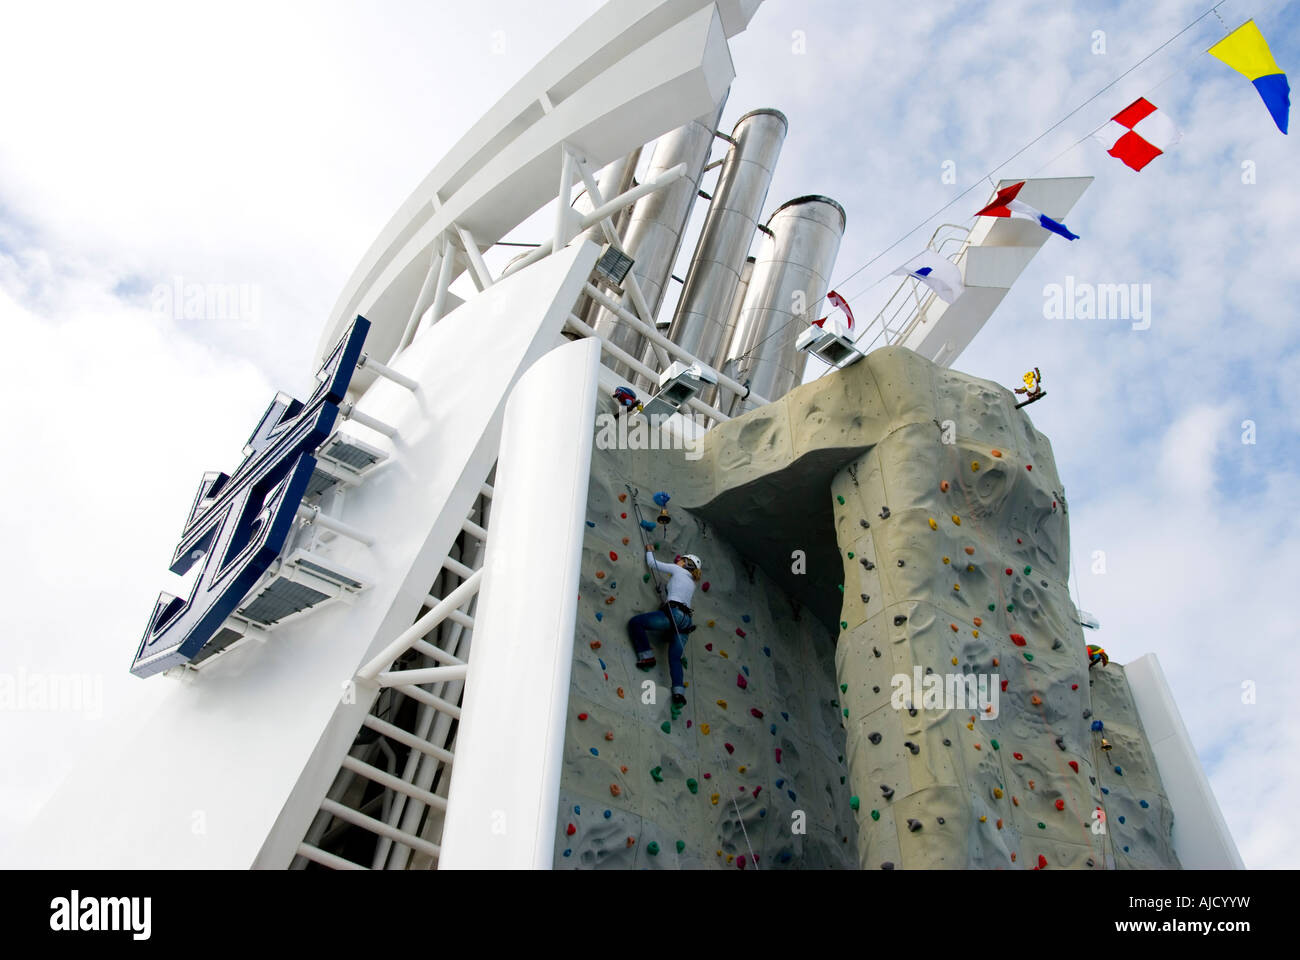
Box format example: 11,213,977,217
682,554,702,571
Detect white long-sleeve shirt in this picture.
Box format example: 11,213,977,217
645,551,696,609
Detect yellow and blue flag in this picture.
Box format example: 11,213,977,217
1208,19,1289,134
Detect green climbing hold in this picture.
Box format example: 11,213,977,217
871,809,880,821
647,840,660,855
850,795,860,811
837,495,845,504
840,775,846,784
840,683,848,693
843,708,849,718
651,766,664,783
988,603,996,611
643,573,650,582
840,621,848,630
661,721,671,734
1007,603,1015,612
1037,822,1046,830
847,551,855,559
680,657,688,668
1024,653,1034,661
1024,565,1032,575
990,739,1000,750
676,840,685,854
837,583,844,592
686,778,699,794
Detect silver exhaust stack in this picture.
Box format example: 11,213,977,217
722,195,846,415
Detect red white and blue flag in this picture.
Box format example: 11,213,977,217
1092,97,1181,171
974,181,1079,241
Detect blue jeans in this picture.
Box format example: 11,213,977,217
627,607,691,695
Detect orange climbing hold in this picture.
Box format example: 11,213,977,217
951,623,958,632
622,537,630,545
595,571,606,579
1011,852,1017,862
973,617,982,627
965,546,975,555
590,640,602,650
605,596,616,605
1030,694,1042,706
620,765,628,774
951,515,962,526
992,657,999,666
618,493,627,502
626,837,635,847
1012,796,1020,806
997,818,1003,829
617,687,625,699
940,480,950,492
991,449,1002,458
605,731,615,741
610,784,621,797
716,699,728,709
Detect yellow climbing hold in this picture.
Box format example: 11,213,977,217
711,793,720,805
994,787,1003,799
726,854,735,864
951,515,961,526
953,584,960,592
979,815,987,823
716,700,728,709
700,723,710,735
971,461,980,472
973,630,980,638
928,518,937,530
707,620,716,627
943,557,951,564
738,765,746,773
719,650,729,659
952,657,959,666
966,722,974,731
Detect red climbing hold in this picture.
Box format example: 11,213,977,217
1016,538,1022,544
578,713,588,721
1010,633,1026,646
1068,760,1079,773
1001,679,1008,692
736,855,747,870
609,551,618,561
705,643,713,651
702,582,710,592
590,641,602,650
1026,465,1032,471
1013,752,1023,761
1071,683,1078,690
724,743,735,754
736,674,748,689
566,823,576,836
1006,568,1014,576
620,512,627,519
1055,798,1065,811
736,628,747,637
752,786,762,799
775,748,783,764
1037,854,1047,869
750,708,764,719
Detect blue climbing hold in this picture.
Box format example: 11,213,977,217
787,790,797,801
590,748,599,756
595,612,603,621
1101,787,1109,795
586,521,595,528
1091,720,1104,732
1118,815,1126,824
604,810,612,819
609,582,616,589
1139,799,1149,809
742,665,750,676
763,647,771,657
599,659,606,670
640,520,656,531
759,809,767,818
574,805,581,814
1114,766,1123,775
564,849,572,857
770,724,777,735
781,712,789,721
776,778,785,788
742,614,751,623
1123,846,1130,853
653,491,671,507
779,851,792,863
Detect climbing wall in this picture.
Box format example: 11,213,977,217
552,438,859,869
830,357,1180,869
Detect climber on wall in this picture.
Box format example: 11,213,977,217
628,551,701,707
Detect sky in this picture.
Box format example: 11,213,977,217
1,0,1297,869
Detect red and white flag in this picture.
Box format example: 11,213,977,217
1093,97,1181,171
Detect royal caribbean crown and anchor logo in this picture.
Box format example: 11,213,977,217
130,317,370,678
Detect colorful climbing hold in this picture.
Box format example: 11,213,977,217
1055,798,1065,811
929,518,938,530
751,708,764,719
609,784,621,797
971,461,980,471
716,699,727,709
609,551,618,561
1011,633,1026,646
566,823,576,836
1068,760,1078,773
650,766,664,783
646,841,660,856
700,723,710,735
724,742,735,754
710,793,719,806
605,731,614,741
735,627,746,637
871,809,880,821
994,787,1004,799
1024,565,1032,575
660,721,671,734
595,612,603,621
990,739,1000,750
617,687,624,698
1013,752,1023,760
940,480,950,492
837,495,845,504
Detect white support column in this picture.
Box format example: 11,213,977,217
439,338,600,869
357,353,419,391
296,505,375,547
454,223,495,291
339,402,398,439
571,155,671,368
554,145,577,252
396,243,444,358
422,234,457,336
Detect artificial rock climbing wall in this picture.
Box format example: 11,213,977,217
554,344,1178,869
552,427,859,868
827,348,1180,869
